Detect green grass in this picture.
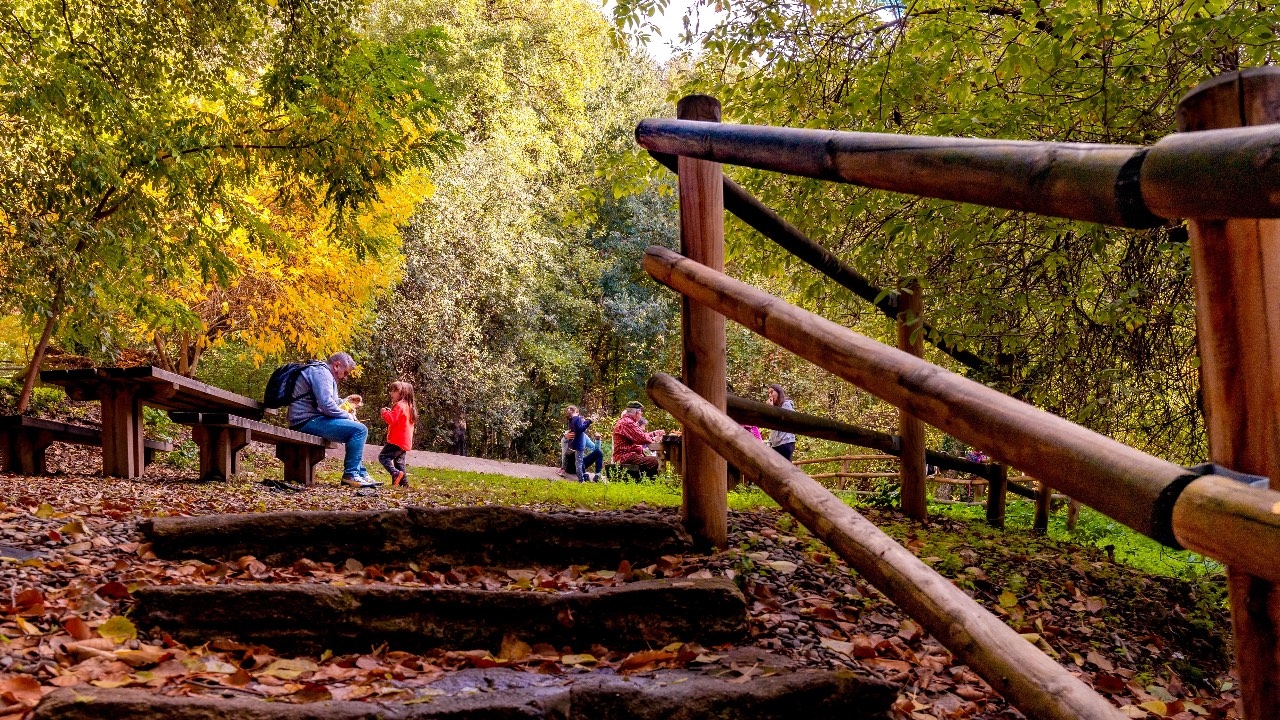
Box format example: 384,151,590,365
932,497,1224,581
357,465,781,512
349,463,1220,582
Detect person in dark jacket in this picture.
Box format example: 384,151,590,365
766,383,797,461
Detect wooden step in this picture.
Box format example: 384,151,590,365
133,578,748,655
140,506,696,568
32,667,898,719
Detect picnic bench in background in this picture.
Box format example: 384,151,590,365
0,415,173,476
42,366,268,478
168,412,337,485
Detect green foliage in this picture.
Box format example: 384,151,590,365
0,0,457,360
0,378,67,416
606,0,1280,462
359,0,680,461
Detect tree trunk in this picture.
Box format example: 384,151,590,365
17,309,60,413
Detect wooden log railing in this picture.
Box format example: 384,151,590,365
792,454,897,487
648,373,1125,720
636,117,1280,227
642,244,1280,584
642,69,1280,717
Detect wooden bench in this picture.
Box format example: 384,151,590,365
0,416,172,476
168,412,337,485
42,366,270,479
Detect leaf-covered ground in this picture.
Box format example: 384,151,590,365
0,455,1237,720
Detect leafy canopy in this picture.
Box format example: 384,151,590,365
0,0,458,357
612,0,1280,461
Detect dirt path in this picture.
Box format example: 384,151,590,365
326,444,564,481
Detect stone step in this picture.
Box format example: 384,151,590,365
32,667,898,720
133,578,748,655
140,506,694,568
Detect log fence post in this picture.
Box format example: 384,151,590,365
897,280,927,520
676,94,728,549
1179,67,1280,720
1033,480,1052,535
986,464,1007,529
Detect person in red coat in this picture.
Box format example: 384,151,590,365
611,401,665,474
378,381,417,486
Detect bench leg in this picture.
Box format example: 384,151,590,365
192,426,250,482
100,385,145,478
0,431,15,474
276,445,325,486
144,448,155,467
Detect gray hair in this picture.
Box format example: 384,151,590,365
327,352,356,371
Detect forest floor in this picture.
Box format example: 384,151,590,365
0,446,1238,720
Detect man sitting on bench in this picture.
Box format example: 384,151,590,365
611,401,665,477
290,352,375,488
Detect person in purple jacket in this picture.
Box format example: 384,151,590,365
564,405,597,483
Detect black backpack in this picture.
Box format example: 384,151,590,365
263,361,325,409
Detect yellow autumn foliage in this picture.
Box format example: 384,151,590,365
146,169,432,371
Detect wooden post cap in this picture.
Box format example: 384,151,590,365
677,95,722,122
1177,67,1280,131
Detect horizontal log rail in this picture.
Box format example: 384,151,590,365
643,245,1280,584
635,119,1280,227
793,454,896,466
648,372,1125,720
648,151,996,374
726,394,996,478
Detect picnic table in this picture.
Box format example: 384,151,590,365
41,366,269,478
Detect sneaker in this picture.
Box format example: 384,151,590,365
392,470,407,487
360,476,381,487
341,475,366,487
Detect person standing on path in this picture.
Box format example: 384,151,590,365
379,381,417,487
565,405,597,482
766,383,797,461
288,352,376,487
451,413,468,456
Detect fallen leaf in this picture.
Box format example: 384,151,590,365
59,517,89,536
560,654,597,666
1139,701,1169,717
97,616,137,644
498,635,531,662
0,674,42,707
1095,674,1127,694
261,658,319,680
290,684,332,703
34,503,54,519
820,638,855,656
620,650,676,671
1086,651,1114,672
998,591,1018,608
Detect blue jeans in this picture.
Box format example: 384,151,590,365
298,416,368,477
575,448,603,482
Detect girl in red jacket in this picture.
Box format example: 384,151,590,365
379,381,417,486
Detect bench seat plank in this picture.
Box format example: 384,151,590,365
168,412,337,485
0,415,172,476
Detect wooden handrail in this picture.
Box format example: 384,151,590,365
793,454,896,465
646,245,1280,581
648,372,1125,720
726,394,996,478
645,244,1190,542
636,119,1280,227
